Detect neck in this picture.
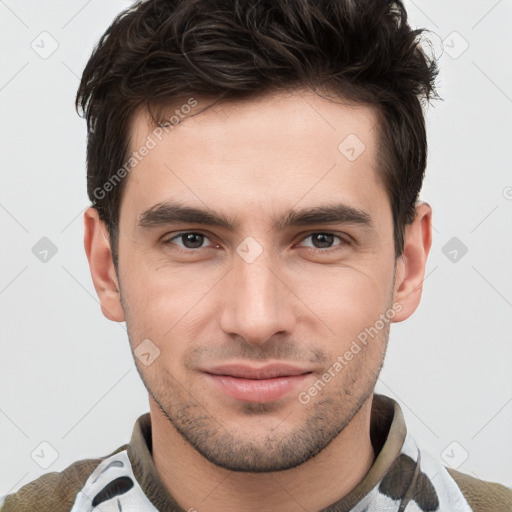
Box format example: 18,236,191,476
150,397,376,512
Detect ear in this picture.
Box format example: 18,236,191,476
391,202,432,323
83,207,125,322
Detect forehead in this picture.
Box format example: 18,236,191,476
121,89,387,227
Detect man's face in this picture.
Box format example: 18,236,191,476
116,89,398,471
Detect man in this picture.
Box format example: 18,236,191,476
2,0,511,510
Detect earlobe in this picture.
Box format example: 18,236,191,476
391,202,432,323
83,207,125,322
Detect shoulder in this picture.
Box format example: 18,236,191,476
447,467,512,512
0,444,128,512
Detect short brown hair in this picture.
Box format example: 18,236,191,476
76,0,440,267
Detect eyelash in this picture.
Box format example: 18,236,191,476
162,231,350,254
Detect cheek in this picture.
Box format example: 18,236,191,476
119,252,223,354
292,263,393,333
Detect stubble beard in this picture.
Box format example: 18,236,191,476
129,324,389,473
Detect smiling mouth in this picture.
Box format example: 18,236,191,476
203,363,313,403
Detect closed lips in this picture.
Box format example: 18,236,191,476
203,364,312,379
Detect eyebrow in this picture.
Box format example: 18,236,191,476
138,201,374,231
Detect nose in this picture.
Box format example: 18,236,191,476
219,250,297,346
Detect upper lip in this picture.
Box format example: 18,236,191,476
203,363,312,380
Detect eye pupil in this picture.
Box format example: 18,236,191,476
182,233,204,249
312,233,334,248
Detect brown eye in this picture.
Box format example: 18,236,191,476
311,233,335,249
298,232,345,250
165,232,212,249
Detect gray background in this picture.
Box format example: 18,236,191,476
1,0,511,495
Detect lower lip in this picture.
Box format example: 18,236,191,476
205,373,311,403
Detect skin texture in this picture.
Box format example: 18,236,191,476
84,88,432,512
